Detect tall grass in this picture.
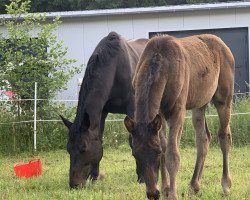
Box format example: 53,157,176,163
0,97,249,154
0,102,74,155
103,96,250,148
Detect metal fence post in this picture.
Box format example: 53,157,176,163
34,82,37,152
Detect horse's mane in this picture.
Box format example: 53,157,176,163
88,32,121,65
135,35,177,123
75,32,122,125
135,44,162,123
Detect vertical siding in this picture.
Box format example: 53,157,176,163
209,9,236,28
82,17,109,61
132,14,159,38
158,12,184,30
107,15,134,39
183,11,210,29
55,20,85,99
235,8,250,26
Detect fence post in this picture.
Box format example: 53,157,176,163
34,82,37,152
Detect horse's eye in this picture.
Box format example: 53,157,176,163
78,145,87,153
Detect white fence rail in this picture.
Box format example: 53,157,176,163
0,112,249,125
0,82,249,151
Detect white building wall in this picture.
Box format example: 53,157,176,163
1,5,250,99
57,7,250,99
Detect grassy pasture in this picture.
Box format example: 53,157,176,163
0,146,249,200
0,97,249,199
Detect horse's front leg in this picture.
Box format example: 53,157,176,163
159,119,170,198
165,106,185,200
90,112,108,181
160,151,169,199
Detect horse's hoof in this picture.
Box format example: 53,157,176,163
222,187,230,196
222,176,231,196
162,186,170,198
91,172,105,182
98,173,105,180
189,181,200,195
167,193,178,200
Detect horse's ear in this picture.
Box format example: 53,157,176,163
149,114,162,133
60,115,73,129
124,116,135,134
82,112,90,130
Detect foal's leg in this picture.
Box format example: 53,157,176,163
160,152,170,198
214,100,232,195
159,121,170,198
190,106,211,194
90,112,108,181
165,107,185,200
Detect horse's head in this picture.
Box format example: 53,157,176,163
124,114,162,200
60,113,103,189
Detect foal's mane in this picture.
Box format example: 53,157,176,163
75,32,122,125
135,38,163,123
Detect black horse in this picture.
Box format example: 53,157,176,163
61,32,148,189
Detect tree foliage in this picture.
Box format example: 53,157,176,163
0,0,83,104
0,0,240,14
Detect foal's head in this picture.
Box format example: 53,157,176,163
61,113,103,189
124,114,163,200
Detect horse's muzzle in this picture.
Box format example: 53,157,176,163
137,176,145,184
69,182,84,189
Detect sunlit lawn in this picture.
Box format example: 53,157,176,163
0,146,249,199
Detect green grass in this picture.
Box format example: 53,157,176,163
0,146,249,200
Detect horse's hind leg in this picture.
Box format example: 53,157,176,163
213,90,233,195
190,106,211,194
